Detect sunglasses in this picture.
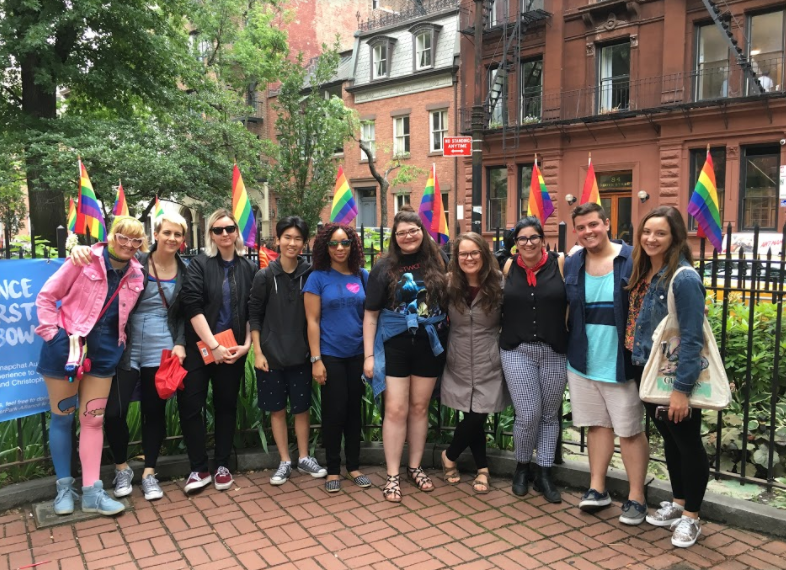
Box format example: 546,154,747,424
211,225,237,235
114,233,144,248
328,239,353,248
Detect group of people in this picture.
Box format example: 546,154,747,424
34,201,710,549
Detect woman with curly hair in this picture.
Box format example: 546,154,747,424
304,223,371,492
363,206,448,502
441,233,509,494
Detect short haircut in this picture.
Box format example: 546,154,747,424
109,215,149,252
276,216,309,240
204,208,245,257
154,211,188,235
571,202,607,223
512,216,544,238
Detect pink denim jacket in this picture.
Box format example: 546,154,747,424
36,243,144,345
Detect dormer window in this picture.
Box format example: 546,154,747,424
409,24,442,72
369,36,397,80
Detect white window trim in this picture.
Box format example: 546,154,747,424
361,122,376,161
394,193,411,214
373,44,387,79
393,116,410,157
416,31,432,70
429,110,448,153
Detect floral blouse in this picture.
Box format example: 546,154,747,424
625,277,650,352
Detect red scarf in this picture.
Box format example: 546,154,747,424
516,250,549,287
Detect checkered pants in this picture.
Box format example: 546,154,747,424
500,342,567,466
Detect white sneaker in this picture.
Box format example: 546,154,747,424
113,467,133,498
141,474,164,501
646,501,684,527
670,516,701,548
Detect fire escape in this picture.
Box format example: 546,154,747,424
461,0,551,150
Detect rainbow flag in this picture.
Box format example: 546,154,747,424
154,196,165,219
330,166,358,224
580,155,601,206
527,157,554,224
232,163,257,247
113,181,129,217
418,164,449,245
77,159,107,241
688,148,723,251
67,198,77,233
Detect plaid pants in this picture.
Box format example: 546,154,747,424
500,342,567,466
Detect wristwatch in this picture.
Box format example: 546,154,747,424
310,355,322,363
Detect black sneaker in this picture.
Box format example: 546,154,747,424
579,488,612,512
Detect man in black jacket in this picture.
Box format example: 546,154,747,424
249,216,327,485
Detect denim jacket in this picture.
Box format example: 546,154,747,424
631,260,706,394
370,309,447,398
564,241,634,383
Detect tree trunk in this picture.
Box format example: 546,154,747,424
22,53,62,245
380,180,389,229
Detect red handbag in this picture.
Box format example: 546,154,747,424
155,349,187,399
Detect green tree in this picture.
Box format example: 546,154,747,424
357,138,426,229
0,0,287,241
0,151,27,252
264,44,358,230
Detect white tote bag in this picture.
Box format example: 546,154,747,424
639,266,732,411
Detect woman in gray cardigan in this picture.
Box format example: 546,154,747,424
440,232,509,493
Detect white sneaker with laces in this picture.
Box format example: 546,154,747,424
646,501,684,527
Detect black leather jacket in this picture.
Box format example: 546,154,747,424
181,252,257,371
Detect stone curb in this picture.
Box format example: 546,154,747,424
1,443,783,539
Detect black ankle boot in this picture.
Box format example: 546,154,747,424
512,462,529,496
533,466,562,503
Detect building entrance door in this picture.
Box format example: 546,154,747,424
357,187,377,227
600,193,633,244
597,170,633,244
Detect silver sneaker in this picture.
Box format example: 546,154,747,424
670,516,701,548
297,456,327,478
113,466,134,498
141,474,164,501
646,501,684,527
270,461,292,485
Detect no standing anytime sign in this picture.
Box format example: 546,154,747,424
442,136,472,157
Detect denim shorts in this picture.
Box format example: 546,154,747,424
256,362,312,414
36,325,125,380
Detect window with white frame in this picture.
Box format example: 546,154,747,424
373,44,387,78
430,110,448,152
393,116,410,156
416,31,432,69
360,121,376,161
395,193,411,213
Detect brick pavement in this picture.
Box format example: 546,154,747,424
1,465,784,570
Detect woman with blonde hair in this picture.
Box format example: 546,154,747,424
179,208,257,494
36,216,146,516
71,212,190,500
440,233,508,493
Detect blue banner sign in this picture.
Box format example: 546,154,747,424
0,258,64,422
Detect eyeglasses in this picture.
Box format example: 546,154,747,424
515,235,543,245
457,250,482,260
211,225,237,235
114,233,144,248
328,239,353,248
395,228,422,239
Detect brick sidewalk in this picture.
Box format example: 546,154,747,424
1,465,784,570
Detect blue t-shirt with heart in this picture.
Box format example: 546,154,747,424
303,268,368,359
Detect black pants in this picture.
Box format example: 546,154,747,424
446,411,489,469
644,401,709,512
634,366,709,512
177,359,245,472
321,355,364,475
105,367,168,469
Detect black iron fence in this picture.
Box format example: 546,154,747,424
1,224,784,492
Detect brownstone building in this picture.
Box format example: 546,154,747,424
458,0,786,247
